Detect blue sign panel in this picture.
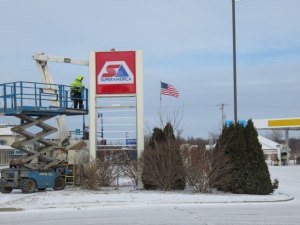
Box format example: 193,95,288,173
126,138,136,145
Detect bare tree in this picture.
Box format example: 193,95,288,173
265,130,283,143
159,105,183,133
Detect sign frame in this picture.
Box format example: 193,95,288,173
89,50,144,188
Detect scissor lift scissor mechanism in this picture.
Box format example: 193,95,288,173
11,114,62,170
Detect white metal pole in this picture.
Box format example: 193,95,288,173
136,50,144,189
89,52,97,160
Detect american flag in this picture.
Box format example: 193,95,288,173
160,82,179,98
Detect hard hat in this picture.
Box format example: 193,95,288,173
76,75,84,81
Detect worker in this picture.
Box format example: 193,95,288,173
70,75,84,109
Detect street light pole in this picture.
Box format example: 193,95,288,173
232,0,238,124
100,113,103,139
98,113,104,139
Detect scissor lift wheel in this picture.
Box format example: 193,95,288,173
0,179,13,193
20,178,37,193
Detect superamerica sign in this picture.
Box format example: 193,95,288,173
98,61,134,84
96,51,136,94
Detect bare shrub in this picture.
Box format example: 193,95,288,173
182,146,210,193
182,145,233,193
78,159,99,190
141,122,186,191
207,147,233,192
97,160,117,187
141,139,186,191
77,151,125,190
118,152,138,186
97,151,122,187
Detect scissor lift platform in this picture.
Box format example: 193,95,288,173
0,81,88,170
0,81,88,116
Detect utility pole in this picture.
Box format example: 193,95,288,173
217,103,228,130
232,0,238,124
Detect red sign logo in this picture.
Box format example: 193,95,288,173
95,51,136,95
98,61,134,84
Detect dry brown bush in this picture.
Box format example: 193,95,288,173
141,140,186,191
78,151,125,190
78,159,99,190
182,145,233,193
118,152,138,186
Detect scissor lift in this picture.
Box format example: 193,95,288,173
0,81,88,193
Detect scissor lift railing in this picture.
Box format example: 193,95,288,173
0,81,88,170
0,81,88,115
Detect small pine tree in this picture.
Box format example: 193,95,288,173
215,120,274,194
148,128,166,149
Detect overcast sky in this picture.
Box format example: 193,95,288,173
1,0,300,138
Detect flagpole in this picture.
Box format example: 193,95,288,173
159,81,179,126
160,80,162,124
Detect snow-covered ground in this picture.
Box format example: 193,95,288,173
0,165,300,225
0,164,298,211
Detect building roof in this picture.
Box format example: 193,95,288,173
258,135,279,150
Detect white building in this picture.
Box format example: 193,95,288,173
0,125,24,166
258,135,291,164
258,135,279,160
0,125,15,165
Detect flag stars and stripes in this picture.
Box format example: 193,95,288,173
160,82,179,98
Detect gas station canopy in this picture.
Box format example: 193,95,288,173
253,117,300,130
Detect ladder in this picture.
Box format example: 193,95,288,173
64,164,77,186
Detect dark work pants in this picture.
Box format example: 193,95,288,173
73,93,83,109
74,99,83,109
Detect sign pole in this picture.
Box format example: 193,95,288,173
135,50,144,188
89,52,97,160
